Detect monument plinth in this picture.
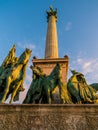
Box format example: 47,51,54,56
33,56,69,83
0,6,98,130
33,7,69,103
0,104,98,130
33,6,69,81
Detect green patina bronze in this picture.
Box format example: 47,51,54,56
67,70,98,104
24,65,98,104
60,82,73,104
0,45,32,104
0,44,17,76
90,83,98,91
46,6,57,22
23,63,64,104
0,45,98,104
23,65,46,104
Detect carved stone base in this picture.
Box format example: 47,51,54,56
0,104,98,130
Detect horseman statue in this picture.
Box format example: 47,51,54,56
23,65,98,104
23,63,65,104
0,45,32,103
67,70,98,104
0,45,98,104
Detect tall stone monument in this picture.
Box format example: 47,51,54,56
45,6,58,59
0,7,98,130
33,6,69,103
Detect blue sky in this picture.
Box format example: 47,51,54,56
0,0,98,102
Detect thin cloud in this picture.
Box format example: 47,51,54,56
76,57,98,74
65,22,72,31
17,41,36,50
17,41,44,59
70,54,98,84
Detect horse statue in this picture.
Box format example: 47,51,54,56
23,65,46,104
67,70,98,104
0,48,32,104
0,44,18,94
23,63,64,104
0,44,17,75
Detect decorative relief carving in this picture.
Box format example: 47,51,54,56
38,64,67,70
38,64,56,68
0,106,98,130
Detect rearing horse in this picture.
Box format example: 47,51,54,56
0,48,32,103
23,63,63,104
41,63,63,104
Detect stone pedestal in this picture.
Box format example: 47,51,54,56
0,104,98,130
33,57,69,103
33,56,69,83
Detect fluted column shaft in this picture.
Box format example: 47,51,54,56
45,8,58,59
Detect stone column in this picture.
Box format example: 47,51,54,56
45,6,58,59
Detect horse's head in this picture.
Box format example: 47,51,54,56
30,65,45,79
18,48,32,64
31,66,41,76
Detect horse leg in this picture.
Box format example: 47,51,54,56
1,77,11,103
48,89,52,104
23,87,33,104
10,81,22,104
23,93,31,104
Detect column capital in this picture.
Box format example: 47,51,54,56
46,6,57,22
